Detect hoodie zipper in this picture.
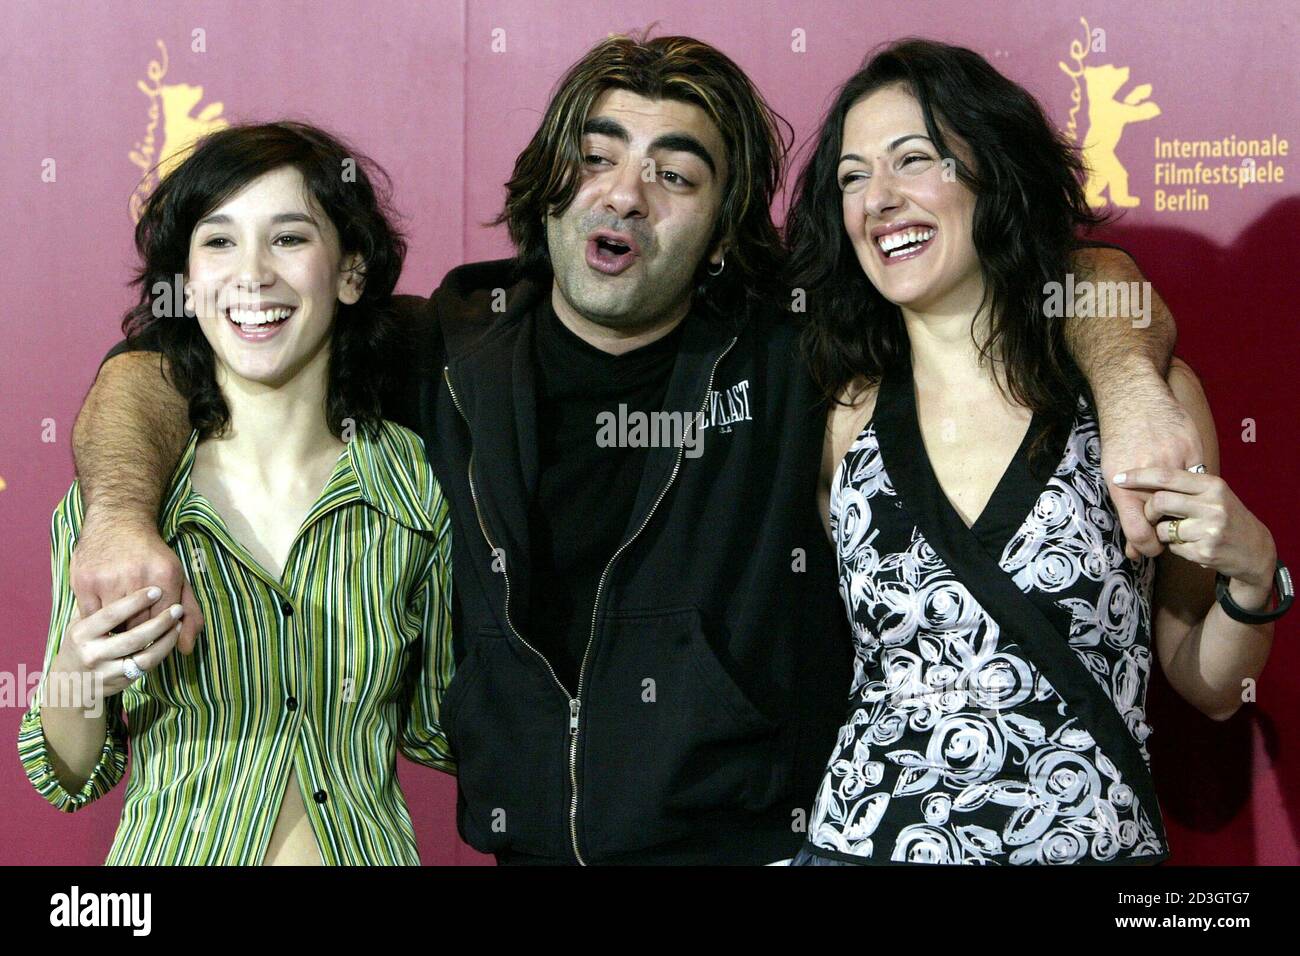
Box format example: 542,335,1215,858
444,368,573,699
569,335,737,865
446,337,737,865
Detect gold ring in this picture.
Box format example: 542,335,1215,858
1168,519,1182,545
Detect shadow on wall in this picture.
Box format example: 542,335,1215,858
1097,196,1300,864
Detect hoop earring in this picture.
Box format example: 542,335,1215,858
707,254,725,277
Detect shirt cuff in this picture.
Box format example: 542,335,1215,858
17,703,126,812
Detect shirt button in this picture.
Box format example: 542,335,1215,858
313,790,328,804
281,600,294,616
286,696,298,711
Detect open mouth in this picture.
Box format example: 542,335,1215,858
586,234,638,276
875,227,936,263
225,305,296,341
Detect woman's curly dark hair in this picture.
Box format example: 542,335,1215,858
122,120,407,439
787,38,1108,462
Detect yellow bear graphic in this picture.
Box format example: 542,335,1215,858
129,40,228,221
1080,64,1160,208
152,82,227,179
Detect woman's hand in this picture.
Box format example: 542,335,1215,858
47,586,185,709
1116,467,1278,608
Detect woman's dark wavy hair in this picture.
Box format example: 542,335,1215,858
788,38,1108,463
494,30,792,319
122,121,406,439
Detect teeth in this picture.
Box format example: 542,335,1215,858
877,228,935,254
228,307,292,325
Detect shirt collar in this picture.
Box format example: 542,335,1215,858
159,421,439,545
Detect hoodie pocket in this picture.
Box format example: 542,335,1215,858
580,607,789,858
443,625,572,858
439,632,487,757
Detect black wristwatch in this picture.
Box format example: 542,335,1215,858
1216,560,1293,624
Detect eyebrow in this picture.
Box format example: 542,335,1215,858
838,134,934,166
196,212,320,227
582,117,718,176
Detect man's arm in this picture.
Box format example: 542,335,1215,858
1065,246,1203,561
70,351,203,651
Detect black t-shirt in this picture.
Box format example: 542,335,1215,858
528,299,684,689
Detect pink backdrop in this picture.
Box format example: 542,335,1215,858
1,0,1295,865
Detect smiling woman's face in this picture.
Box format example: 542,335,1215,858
185,165,360,388
838,84,983,318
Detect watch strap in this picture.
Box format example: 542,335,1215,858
1215,560,1293,624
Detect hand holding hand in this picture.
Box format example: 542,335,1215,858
1115,467,1278,609
1097,371,1204,561
48,586,184,707
70,508,203,653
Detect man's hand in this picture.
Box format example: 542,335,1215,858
1095,358,1204,561
70,350,197,649
70,506,203,654
1063,246,1187,559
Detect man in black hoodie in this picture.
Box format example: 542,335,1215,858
71,34,1190,864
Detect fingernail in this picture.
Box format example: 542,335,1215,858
147,587,162,601
169,604,184,619
1113,473,1127,485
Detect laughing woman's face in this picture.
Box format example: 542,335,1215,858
185,165,361,388
837,84,984,319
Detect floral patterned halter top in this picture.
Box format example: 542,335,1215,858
801,363,1169,866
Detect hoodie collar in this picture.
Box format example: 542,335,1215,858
440,263,742,617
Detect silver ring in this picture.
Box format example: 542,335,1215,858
1188,463,1207,474
122,656,144,681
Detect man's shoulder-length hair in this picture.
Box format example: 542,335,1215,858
494,31,792,319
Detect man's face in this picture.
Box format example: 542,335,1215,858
545,88,728,335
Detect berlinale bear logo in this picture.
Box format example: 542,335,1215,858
129,39,228,221
1059,18,1161,208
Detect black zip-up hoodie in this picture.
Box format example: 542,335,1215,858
395,259,852,864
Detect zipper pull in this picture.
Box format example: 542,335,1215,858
569,699,581,735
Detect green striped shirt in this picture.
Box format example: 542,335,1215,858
18,419,455,865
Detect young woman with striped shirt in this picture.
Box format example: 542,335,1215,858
20,123,455,865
